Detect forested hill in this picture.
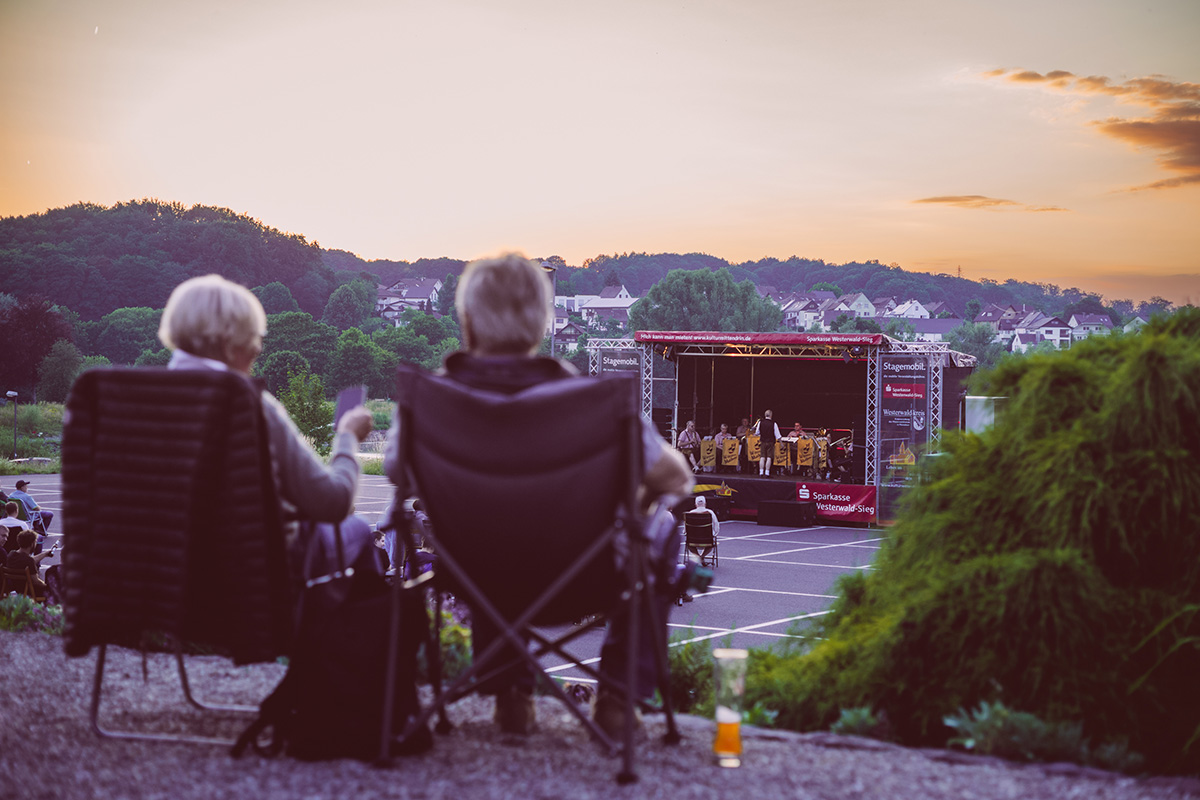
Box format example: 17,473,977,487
1,199,1146,323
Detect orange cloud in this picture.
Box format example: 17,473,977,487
985,68,1200,191
913,195,1068,212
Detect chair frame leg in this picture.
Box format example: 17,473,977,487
89,641,255,746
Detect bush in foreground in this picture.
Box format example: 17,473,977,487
746,309,1200,773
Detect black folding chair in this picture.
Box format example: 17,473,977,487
683,510,718,567
385,364,681,783
61,368,293,745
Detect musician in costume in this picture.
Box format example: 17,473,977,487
676,419,702,473
713,423,736,473
754,410,782,477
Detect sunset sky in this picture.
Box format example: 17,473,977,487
2,0,1197,305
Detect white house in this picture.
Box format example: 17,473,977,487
1015,311,1072,349
891,299,931,319
781,296,827,331
872,297,898,315
599,285,632,300
1009,330,1041,354
555,295,598,313
581,296,639,329
1124,315,1149,333
1069,313,1113,342
376,277,443,322
831,292,877,318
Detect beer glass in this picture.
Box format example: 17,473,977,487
712,648,748,767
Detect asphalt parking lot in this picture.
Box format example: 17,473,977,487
7,473,882,674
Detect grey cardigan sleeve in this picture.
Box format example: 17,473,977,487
260,392,359,523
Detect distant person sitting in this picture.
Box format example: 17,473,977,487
2,501,30,552
713,423,736,473
10,479,52,539
5,530,54,596
688,495,720,566
676,420,702,473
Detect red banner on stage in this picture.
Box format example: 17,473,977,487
635,331,885,346
883,382,926,400
795,482,877,523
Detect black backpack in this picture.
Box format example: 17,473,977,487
233,520,430,761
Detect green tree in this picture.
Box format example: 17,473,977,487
964,298,983,322
628,268,781,332
946,321,1007,370
262,312,338,377
882,318,916,341
257,350,311,396
94,307,163,365
321,279,376,330
437,273,459,317
277,369,334,456
0,296,74,398
399,307,457,346
328,328,386,395
812,282,843,296
80,354,112,371
832,314,882,334
253,281,301,314
373,325,434,367
36,339,83,402
134,347,171,366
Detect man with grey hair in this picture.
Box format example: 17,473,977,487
384,252,692,737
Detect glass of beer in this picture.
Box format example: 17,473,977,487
712,648,749,767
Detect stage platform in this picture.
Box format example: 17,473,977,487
690,472,878,525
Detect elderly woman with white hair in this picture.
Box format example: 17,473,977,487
158,274,373,551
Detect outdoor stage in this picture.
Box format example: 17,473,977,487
587,330,977,525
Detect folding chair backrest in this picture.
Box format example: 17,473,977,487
684,510,714,547
2,566,42,601
395,364,641,623
61,368,291,664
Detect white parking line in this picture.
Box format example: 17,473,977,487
730,557,874,569
544,610,831,675
668,610,830,646
740,538,884,558
706,586,837,599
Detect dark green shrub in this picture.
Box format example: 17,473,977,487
747,309,1200,773
666,630,723,714
0,595,65,634
944,701,1144,773
415,608,472,683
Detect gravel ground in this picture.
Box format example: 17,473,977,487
2,631,1197,800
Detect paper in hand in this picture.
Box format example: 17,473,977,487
334,384,367,426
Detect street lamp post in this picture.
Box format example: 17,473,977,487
5,391,16,459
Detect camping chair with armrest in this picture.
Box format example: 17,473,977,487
10,498,45,536
1,565,46,602
60,368,293,746
384,364,681,783
683,509,718,568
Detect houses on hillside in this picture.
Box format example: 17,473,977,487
370,273,1132,358
774,291,960,338
978,303,1115,353
375,277,443,324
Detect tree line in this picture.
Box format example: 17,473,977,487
0,199,1181,402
